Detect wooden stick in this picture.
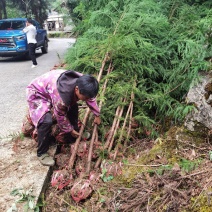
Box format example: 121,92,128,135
124,101,133,147
105,106,121,149
91,62,113,170
108,99,126,152
97,52,109,82
68,109,90,170
86,124,97,173
91,12,126,169
95,97,126,168
178,168,212,179
125,163,167,167
86,63,113,173
94,105,121,168
113,101,133,160
99,62,113,109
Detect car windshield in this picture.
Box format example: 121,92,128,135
0,20,25,30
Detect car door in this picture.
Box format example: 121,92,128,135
33,20,43,47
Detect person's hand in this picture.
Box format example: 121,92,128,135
94,116,101,125
70,129,80,138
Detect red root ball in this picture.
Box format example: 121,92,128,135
89,170,101,184
22,114,35,136
55,153,70,169
51,170,73,190
75,160,86,176
70,179,93,203
71,141,88,158
32,129,38,142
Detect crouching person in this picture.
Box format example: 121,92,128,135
26,69,101,166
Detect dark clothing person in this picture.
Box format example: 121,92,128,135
28,43,37,66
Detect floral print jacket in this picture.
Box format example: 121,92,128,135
26,69,100,133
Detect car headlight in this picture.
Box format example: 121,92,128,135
15,35,26,41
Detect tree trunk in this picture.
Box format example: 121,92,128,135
0,0,7,19
0,8,2,19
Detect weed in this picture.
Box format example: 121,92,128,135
100,168,114,182
0,131,24,141
7,187,40,212
179,158,202,173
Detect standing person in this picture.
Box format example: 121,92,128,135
23,18,38,68
25,69,101,166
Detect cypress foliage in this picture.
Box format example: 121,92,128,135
65,0,212,137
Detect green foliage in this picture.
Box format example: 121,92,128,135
100,167,114,182
2,0,50,24
147,165,173,176
50,0,74,27
6,3,24,18
155,165,172,175
7,187,41,212
65,0,212,135
190,191,212,212
0,131,25,141
179,158,201,173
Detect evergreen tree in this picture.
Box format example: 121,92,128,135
65,0,212,136
5,0,50,24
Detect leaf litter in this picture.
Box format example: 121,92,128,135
42,126,212,212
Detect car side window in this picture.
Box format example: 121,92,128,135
34,20,42,29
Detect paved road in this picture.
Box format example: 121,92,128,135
0,38,76,137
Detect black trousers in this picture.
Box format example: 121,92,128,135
37,104,79,156
28,43,37,65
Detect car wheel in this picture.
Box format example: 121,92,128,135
41,39,48,54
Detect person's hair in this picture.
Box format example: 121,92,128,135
76,75,99,98
27,18,33,24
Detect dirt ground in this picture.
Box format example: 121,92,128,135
42,129,212,212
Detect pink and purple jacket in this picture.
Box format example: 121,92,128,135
26,69,100,133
